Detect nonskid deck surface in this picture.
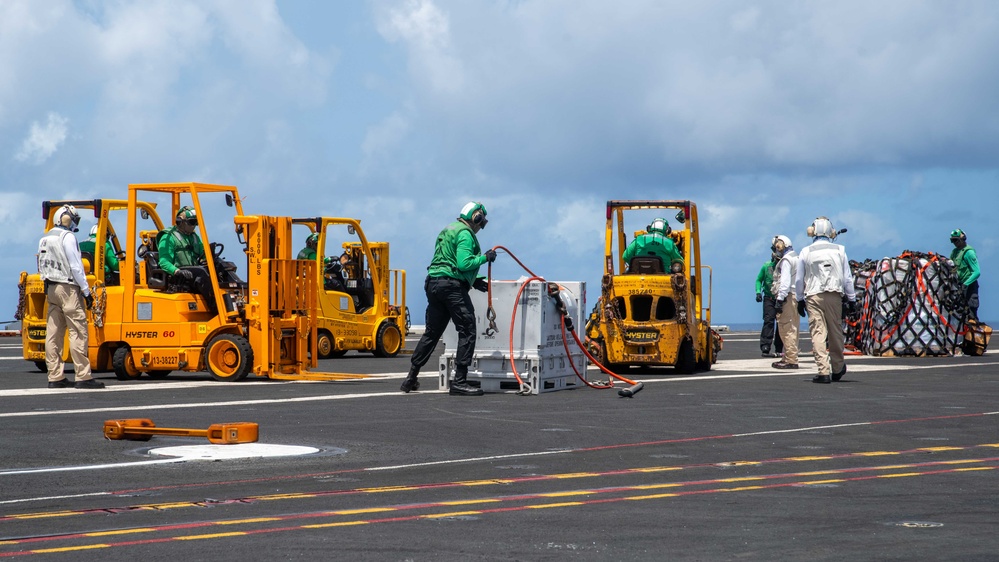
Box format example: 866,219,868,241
0,332,996,561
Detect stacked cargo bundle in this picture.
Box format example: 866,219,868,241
846,251,969,356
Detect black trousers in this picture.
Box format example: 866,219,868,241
410,277,476,372
966,280,980,320
760,296,784,353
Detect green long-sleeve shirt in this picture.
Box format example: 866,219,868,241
951,245,981,286
426,221,487,287
623,233,683,271
157,226,205,275
79,238,119,274
755,260,777,298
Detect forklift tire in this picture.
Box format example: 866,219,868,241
696,336,713,372
373,322,402,358
675,339,696,374
206,333,253,381
147,370,171,379
316,330,335,360
112,346,143,381
34,361,47,373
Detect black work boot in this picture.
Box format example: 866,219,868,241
400,366,421,393
449,367,483,396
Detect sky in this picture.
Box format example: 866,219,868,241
2,0,997,326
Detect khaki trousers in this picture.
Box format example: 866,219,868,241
45,283,93,382
775,296,799,364
805,292,845,376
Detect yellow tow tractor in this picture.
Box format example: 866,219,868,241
292,217,407,358
584,200,721,373
18,182,367,382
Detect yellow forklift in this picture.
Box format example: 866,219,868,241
584,200,721,373
18,182,366,382
292,217,407,358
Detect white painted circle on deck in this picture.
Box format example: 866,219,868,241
147,443,319,460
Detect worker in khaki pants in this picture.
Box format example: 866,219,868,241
38,205,104,390
770,235,799,369
794,217,858,384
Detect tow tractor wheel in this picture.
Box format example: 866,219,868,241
373,321,402,358
316,330,334,360
206,333,253,381
34,361,47,373
112,346,143,381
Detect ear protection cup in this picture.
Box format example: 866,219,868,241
807,225,815,237
472,210,484,225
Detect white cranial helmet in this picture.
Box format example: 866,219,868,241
54,205,81,232
808,217,835,239
772,234,792,254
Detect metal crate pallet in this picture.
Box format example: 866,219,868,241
438,353,587,395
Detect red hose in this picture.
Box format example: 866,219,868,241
490,246,639,394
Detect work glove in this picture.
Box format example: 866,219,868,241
846,299,859,315
473,278,489,292
755,292,763,303
84,293,94,310
174,268,194,281
484,249,497,263
797,300,807,318
774,298,786,312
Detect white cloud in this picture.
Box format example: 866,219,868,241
375,0,999,182
14,112,68,164
376,0,464,94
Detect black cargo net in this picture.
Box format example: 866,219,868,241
846,251,968,356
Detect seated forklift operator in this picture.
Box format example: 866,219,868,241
156,206,217,311
623,217,684,273
158,206,206,279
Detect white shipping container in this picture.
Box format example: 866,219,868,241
439,279,587,394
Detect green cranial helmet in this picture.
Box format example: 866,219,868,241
459,201,488,228
647,217,671,236
306,232,320,248
176,206,197,223
950,229,967,241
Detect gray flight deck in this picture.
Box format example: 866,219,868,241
0,331,996,561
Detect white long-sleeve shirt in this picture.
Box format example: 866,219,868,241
794,238,854,302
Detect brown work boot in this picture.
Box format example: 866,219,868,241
772,361,798,369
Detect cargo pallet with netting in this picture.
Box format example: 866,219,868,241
846,250,985,356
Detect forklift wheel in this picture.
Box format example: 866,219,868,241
316,330,334,360
34,361,47,373
373,322,402,358
112,346,143,381
206,333,253,381
675,339,696,374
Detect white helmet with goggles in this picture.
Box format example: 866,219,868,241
54,204,81,232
